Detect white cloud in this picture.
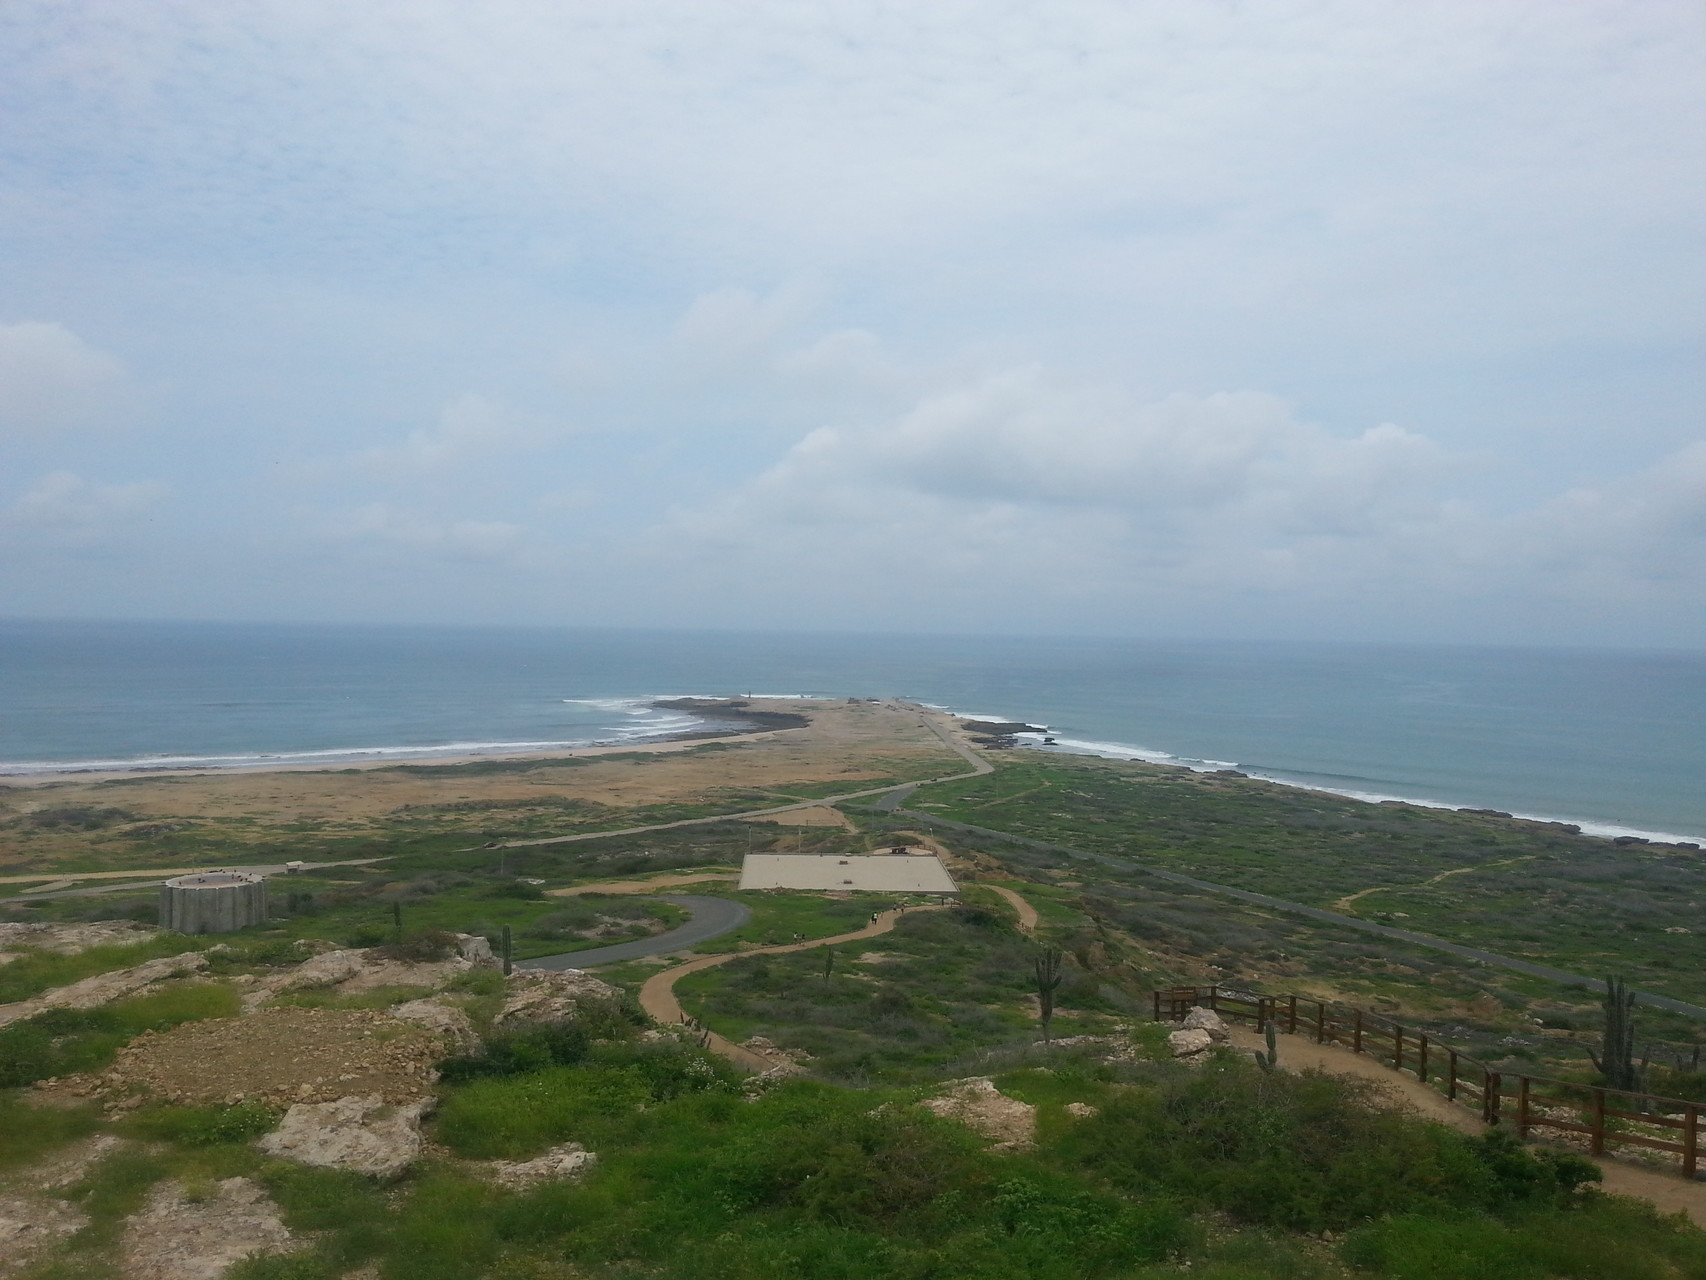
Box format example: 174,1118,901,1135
347,394,544,475
0,470,164,546
311,502,524,560
0,322,127,434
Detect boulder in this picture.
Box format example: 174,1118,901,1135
918,1078,1036,1152
1167,1028,1215,1061
1064,1102,1099,1119
494,968,622,1028
482,1143,598,1191
389,997,479,1051
1180,1006,1231,1042
258,1095,432,1179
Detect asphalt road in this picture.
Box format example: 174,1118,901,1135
519,894,752,971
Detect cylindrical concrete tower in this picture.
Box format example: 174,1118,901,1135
159,871,268,934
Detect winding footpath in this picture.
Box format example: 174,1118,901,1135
638,904,950,1071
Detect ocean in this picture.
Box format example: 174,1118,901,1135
2,618,1702,843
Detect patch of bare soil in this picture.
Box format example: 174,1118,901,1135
918,1078,1037,1152
742,805,853,828
88,1006,444,1107
121,1177,293,1280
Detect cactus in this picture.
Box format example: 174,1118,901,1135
1590,976,1642,1092
1034,946,1064,1044
501,924,513,977
391,901,403,936
821,945,834,985
1252,1022,1280,1071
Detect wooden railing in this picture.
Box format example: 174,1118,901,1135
1154,985,1702,1181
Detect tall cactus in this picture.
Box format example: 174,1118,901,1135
1589,975,1641,1092
501,924,513,977
1034,946,1064,1044
1252,1022,1280,1072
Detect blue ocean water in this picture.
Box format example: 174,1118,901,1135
2,618,1702,842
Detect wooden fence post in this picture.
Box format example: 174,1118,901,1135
1592,1089,1606,1156
1288,994,1298,1034
1316,1001,1326,1043
1686,1106,1698,1181
1418,1033,1429,1087
1353,1009,1364,1055
1446,1049,1458,1100
1152,990,1161,1022
1485,1070,1502,1126
1394,1025,1404,1073
1517,1075,1530,1139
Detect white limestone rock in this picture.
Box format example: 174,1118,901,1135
119,1177,292,1280
257,1095,432,1179
482,1143,598,1191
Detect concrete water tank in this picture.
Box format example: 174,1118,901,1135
160,870,268,934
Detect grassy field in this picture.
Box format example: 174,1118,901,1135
899,755,1706,1033
7,995,1703,1280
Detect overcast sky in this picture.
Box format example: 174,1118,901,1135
2,1,1702,644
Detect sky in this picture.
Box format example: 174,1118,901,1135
1,0,1702,645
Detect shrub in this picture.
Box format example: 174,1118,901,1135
370,929,459,962
124,1102,281,1146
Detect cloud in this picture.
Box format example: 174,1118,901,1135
0,322,127,434
646,365,1704,631
310,502,524,560
345,394,545,475
0,470,164,547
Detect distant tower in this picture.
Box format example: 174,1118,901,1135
159,871,268,934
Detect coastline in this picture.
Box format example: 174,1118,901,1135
0,712,796,789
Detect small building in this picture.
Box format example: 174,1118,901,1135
738,853,958,894
159,870,268,934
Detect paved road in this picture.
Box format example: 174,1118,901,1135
0,859,386,905
519,894,752,971
896,809,1706,1021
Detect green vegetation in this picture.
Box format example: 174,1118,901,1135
0,933,209,1004
674,907,1129,1083
0,981,239,1087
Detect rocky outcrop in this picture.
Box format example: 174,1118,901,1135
258,1095,433,1179
120,1177,292,1280
243,934,496,1012
494,968,622,1028
0,952,208,1029
389,997,479,1050
918,1078,1036,1152
1180,1006,1231,1042
481,1143,598,1191
1167,1028,1215,1062
0,920,159,959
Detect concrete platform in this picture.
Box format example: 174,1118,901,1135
738,853,958,894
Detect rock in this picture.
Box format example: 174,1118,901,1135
120,1177,292,1280
0,920,159,958
1167,1028,1215,1061
494,968,622,1028
918,1078,1036,1152
0,1193,85,1278
481,1143,598,1191
0,953,209,1029
1180,1006,1231,1042
389,997,479,1051
258,1095,432,1179
1064,1102,1100,1119
740,1035,812,1064
452,933,496,964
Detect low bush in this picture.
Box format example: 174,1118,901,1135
1054,1061,1599,1233
369,928,460,963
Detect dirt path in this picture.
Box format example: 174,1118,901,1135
984,885,1039,932
640,904,950,1071
547,872,738,896
0,858,383,887
1224,1025,1706,1225
1329,854,1541,912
